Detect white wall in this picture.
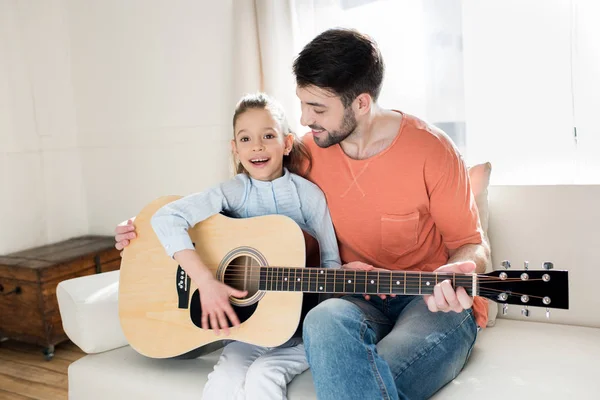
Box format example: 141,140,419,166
67,0,236,235
488,185,600,328
0,0,88,255
1,0,237,253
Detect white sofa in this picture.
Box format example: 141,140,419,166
57,185,600,399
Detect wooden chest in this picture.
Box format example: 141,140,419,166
0,236,120,359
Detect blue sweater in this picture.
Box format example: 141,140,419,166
151,168,341,269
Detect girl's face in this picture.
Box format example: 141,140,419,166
232,108,293,181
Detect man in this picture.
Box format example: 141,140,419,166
115,29,490,400
293,28,489,400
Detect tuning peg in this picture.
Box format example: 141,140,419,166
546,308,551,319
543,262,554,270
502,303,509,315
501,260,511,269
521,306,529,317
524,261,529,270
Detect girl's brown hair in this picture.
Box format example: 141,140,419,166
232,93,312,177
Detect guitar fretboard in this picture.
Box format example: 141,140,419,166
256,267,476,296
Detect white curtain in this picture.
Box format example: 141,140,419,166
234,0,600,185
233,0,467,147
232,0,301,133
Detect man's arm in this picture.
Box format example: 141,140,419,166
447,238,491,274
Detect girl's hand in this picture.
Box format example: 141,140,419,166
196,277,247,336
115,218,136,256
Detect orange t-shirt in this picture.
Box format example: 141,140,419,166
303,112,488,328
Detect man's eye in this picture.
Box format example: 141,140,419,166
315,110,325,115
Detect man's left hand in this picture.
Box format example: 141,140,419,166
424,261,476,313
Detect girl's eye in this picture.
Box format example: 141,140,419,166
239,137,249,142
264,134,275,139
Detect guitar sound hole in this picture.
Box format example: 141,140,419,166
189,254,264,330
223,255,262,299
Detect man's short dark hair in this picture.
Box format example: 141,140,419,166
293,28,385,107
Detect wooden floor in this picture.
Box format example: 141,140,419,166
0,340,84,400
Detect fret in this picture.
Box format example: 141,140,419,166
261,267,269,290
366,271,378,294
300,268,307,292
453,273,456,290
421,273,435,295
293,268,298,292
275,267,280,291
317,269,325,293
325,269,335,293
268,267,273,291
334,269,345,293
351,271,363,294
343,270,347,293
284,267,291,291
379,271,391,294
390,272,404,295
259,267,266,291
352,270,357,293
308,268,318,292
405,272,419,295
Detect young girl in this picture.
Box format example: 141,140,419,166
148,92,341,400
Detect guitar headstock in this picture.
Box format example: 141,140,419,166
479,261,569,318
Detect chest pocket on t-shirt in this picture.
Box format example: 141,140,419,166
380,211,420,258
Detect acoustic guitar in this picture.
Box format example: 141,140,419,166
119,196,569,359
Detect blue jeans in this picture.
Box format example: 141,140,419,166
303,295,478,400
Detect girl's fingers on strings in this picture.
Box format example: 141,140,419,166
210,313,220,336
201,313,209,331
217,311,230,336
225,306,241,328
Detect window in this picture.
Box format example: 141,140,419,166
291,0,600,185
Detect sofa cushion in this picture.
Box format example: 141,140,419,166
468,162,497,327
67,319,600,399
57,270,128,354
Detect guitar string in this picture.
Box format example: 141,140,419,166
216,265,548,280
216,267,536,282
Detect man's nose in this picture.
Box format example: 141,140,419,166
300,111,312,127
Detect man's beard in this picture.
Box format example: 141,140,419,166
310,106,358,148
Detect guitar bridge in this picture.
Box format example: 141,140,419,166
176,265,191,309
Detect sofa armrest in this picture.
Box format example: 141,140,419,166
57,270,128,353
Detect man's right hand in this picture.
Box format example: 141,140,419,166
115,218,136,256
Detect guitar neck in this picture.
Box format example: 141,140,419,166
256,267,476,296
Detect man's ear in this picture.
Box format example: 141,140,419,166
354,93,372,116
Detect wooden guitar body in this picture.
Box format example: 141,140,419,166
119,196,306,358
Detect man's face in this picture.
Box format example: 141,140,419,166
296,85,357,148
